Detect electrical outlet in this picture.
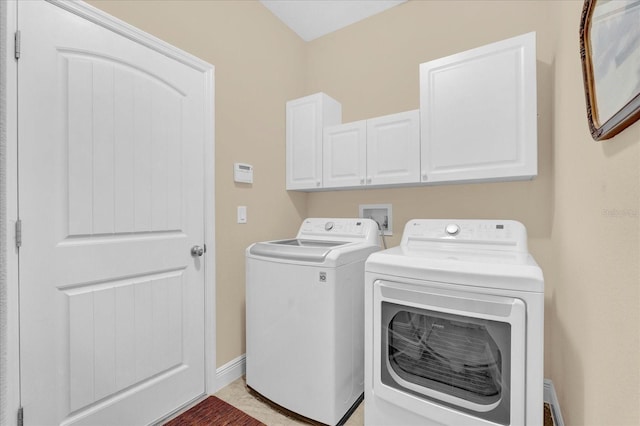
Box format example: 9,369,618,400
359,204,392,235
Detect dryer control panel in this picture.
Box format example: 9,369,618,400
402,219,528,252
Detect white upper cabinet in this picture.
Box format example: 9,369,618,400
323,120,367,188
286,93,341,190
322,110,420,189
367,110,421,186
288,33,537,191
420,32,537,184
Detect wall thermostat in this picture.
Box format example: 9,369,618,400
234,163,253,184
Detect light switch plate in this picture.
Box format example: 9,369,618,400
237,206,247,224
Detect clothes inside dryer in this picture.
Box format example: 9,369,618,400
381,302,512,425
389,309,504,400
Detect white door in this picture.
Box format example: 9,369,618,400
323,120,367,188
18,2,211,424
366,110,420,186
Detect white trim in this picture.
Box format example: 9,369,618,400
46,0,212,72
544,379,565,426
214,354,246,392
203,66,217,394
2,1,20,425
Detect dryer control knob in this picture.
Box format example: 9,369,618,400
445,224,460,236
325,222,334,231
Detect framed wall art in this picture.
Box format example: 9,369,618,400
579,0,640,140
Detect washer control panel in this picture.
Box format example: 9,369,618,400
296,218,382,246
301,218,367,236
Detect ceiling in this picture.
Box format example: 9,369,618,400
260,0,407,42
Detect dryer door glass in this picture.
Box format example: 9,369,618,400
381,302,511,425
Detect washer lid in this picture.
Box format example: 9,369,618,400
249,239,348,263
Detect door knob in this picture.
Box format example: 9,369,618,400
191,245,205,257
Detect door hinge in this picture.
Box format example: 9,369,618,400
15,219,22,249
14,30,21,60
17,407,24,426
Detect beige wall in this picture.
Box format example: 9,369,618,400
88,1,640,424
305,1,639,425
305,0,555,247
550,2,639,425
87,0,309,366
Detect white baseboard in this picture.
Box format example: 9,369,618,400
214,354,246,392
544,379,565,426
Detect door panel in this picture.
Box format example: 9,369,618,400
64,52,185,236
323,120,366,188
419,32,537,183
367,110,420,185
18,2,209,424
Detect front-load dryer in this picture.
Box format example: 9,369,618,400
246,218,381,425
364,219,544,426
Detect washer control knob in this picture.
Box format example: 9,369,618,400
445,224,460,236
325,221,334,231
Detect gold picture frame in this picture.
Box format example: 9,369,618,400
579,0,640,141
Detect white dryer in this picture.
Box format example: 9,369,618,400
246,218,381,425
364,219,544,426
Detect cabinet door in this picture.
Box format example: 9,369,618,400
323,121,367,188
286,93,341,190
367,110,420,186
420,32,537,183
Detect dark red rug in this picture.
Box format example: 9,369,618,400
164,396,266,426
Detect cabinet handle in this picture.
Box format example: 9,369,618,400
367,177,372,184
422,173,428,181
316,180,321,187
360,178,365,185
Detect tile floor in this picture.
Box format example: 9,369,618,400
214,377,364,426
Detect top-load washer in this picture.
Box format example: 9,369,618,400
364,219,544,426
246,218,381,425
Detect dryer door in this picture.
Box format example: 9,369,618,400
372,279,526,426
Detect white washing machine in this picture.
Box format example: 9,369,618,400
364,219,544,426
246,218,381,425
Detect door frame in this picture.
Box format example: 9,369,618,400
1,1,217,424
